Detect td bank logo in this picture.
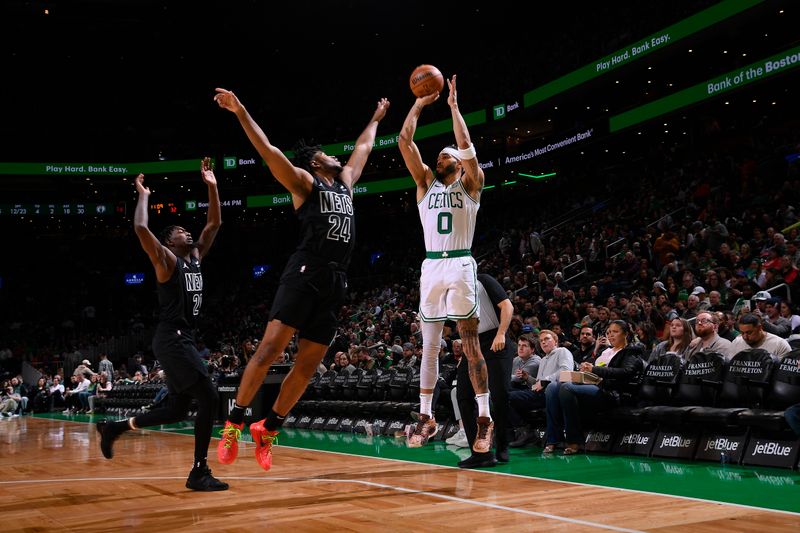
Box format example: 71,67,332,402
185,200,197,211
223,156,237,169
493,104,506,120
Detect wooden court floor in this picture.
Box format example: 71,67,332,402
1,417,798,532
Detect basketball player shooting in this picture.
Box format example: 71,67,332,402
398,75,494,453
213,88,389,471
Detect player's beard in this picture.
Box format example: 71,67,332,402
435,162,456,181
321,159,343,175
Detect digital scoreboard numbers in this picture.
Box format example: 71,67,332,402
0,203,112,216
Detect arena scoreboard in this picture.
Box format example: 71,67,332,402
0,203,113,216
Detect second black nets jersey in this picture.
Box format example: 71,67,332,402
296,175,355,269
156,255,203,329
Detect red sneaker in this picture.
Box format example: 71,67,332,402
250,419,280,471
217,420,244,465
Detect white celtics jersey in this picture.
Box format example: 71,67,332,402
417,178,479,251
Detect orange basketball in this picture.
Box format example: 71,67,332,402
409,64,444,98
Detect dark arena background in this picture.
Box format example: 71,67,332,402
1,1,799,530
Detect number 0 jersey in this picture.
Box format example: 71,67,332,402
296,175,355,269
157,255,203,329
417,178,479,252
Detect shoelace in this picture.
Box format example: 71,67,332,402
477,422,491,440
219,425,242,449
260,432,279,448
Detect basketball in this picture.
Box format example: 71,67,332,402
409,64,444,98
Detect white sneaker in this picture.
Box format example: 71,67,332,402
446,428,469,448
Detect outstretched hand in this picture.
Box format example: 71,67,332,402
447,74,457,107
416,91,440,108
200,157,217,186
214,88,243,113
135,173,151,196
372,97,391,122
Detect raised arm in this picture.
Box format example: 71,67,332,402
133,175,176,282
398,92,439,200
340,98,390,190
214,88,313,203
447,75,484,198
194,157,222,259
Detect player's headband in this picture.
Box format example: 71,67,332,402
439,147,461,161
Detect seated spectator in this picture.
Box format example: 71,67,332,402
442,339,464,366
509,332,573,448
762,298,792,338
30,377,51,413
648,318,695,362
779,301,800,333
633,322,658,357
685,311,735,360
571,325,596,365
731,313,792,359
509,336,541,390
544,320,642,454
331,352,356,375
78,373,99,413
353,346,375,370
0,385,19,418
395,343,418,369
63,374,90,414
88,373,112,414
9,376,29,414
48,375,65,410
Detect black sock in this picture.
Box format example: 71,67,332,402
229,403,247,425
264,410,286,432
193,457,207,470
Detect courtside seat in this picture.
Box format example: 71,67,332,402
738,350,800,432
689,349,775,426
356,368,380,400
314,370,337,400
388,367,414,402
329,370,349,400
606,353,684,425
342,368,364,400
374,368,397,401
646,351,726,426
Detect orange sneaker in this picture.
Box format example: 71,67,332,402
250,419,279,471
473,417,495,454
217,420,244,465
407,415,437,448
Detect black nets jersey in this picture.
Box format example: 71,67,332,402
295,175,355,269
157,255,203,329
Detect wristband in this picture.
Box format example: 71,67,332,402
458,143,476,160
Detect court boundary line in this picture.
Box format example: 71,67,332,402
27,416,800,517
0,475,641,532
276,441,800,518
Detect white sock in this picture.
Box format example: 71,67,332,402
420,393,434,417
475,393,491,419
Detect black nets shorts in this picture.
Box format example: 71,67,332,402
269,254,348,345
152,326,209,394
